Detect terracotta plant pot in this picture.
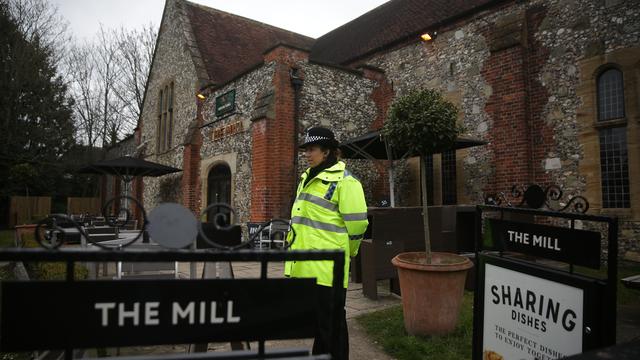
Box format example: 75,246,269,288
391,251,473,336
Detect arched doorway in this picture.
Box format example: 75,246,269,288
207,163,231,224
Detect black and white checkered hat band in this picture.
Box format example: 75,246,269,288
304,135,331,143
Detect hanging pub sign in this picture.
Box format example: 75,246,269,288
215,89,236,117
0,278,318,351
485,219,601,269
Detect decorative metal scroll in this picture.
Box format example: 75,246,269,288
34,196,294,250
484,184,589,213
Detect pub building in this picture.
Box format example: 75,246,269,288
104,0,639,259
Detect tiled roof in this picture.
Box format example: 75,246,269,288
310,0,500,65
183,0,315,86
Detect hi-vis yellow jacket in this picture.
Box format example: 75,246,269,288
285,161,369,288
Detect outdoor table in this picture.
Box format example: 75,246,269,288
53,226,120,244
621,274,640,290
85,232,148,279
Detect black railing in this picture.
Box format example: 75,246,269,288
1,198,343,360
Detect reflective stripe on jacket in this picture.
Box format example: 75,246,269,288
285,161,368,288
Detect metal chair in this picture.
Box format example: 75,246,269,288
258,220,290,250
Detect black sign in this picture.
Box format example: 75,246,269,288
1,278,318,351
247,222,263,237
215,89,236,117
486,219,601,269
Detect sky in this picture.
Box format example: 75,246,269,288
49,0,390,41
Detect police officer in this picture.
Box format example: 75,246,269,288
285,126,369,360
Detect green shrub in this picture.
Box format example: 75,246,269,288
0,230,14,248
29,262,89,280
21,236,89,280
382,88,461,156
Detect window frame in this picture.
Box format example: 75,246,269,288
594,65,630,209
156,81,175,153
596,67,625,123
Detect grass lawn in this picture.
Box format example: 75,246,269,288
0,229,14,248
357,292,474,360
357,262,640,360
573,262,640,306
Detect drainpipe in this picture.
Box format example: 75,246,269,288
290,68,303,199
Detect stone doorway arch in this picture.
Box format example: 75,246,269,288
207,162,231,224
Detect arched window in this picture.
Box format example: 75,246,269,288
207,163,232,224
596,68,629,208
597,69,625,121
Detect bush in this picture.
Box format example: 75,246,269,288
382,88,461,156
29,262,89,280
21,236,89,280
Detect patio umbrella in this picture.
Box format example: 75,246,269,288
340,130,487,160
78,156,182,218
339,130,487,206
78,156,182,182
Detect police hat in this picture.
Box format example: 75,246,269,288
299,127,339,149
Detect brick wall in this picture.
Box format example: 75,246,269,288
481,6,552,199
250,46,309,222
361,66,395,203
482,45,530,194
181,103,203,215
524,5,553,187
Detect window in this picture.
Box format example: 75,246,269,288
596,68,629,208
441,150,457,205
599,127,630,208
424,155,434,206
597,69,624,121
157,82,174,152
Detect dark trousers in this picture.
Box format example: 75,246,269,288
312,285,348,360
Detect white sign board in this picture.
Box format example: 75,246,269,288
482,264,583,360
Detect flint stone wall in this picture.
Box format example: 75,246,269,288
140,0,199,210
298,62,380,204
364,0,640,255
199,63,276,225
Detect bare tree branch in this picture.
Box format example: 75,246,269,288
5,0,70,66
112,23,157,128
64,23,157,148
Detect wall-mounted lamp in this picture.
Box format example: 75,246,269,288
420,31,437,42
196,82,217,100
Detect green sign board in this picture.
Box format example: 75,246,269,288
216,90,236,117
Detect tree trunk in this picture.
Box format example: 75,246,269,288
421,155,432,263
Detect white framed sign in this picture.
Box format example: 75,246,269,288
482,264,583,360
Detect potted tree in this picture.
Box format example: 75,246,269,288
382,89,473,336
